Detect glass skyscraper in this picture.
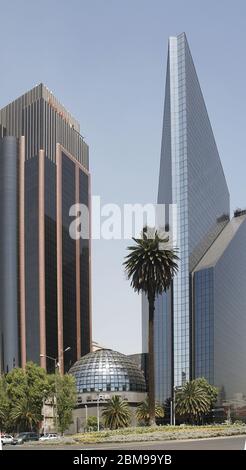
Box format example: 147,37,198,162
193,211,246,401
143,33,246,405
0,84,91,374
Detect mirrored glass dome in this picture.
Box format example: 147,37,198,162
69,349,146,393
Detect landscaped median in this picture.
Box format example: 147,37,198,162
71,424,246,444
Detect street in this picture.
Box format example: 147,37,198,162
3,435,246,450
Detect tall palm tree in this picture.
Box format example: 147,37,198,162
136,399,164,426
102,395,131,430
10,396,40,431
124,228,179,425
175,380,211,424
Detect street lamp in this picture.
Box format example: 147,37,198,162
173,387,176,426
85,404,88,432
171,385,182,426
40,347,71,432
40,354,59,432
40,354,59,369
170,399,173,426
40,346,71,371
42,396,46,435
97,394,100,432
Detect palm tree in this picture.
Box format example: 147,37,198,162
10,396,40,431
0,381,8,430
124,228,179,425
0,406,7,431
102,395,131,430
175,380,211,424
136,399,164,425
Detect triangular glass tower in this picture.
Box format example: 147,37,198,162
143,33,230,404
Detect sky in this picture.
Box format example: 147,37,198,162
0,0,246,355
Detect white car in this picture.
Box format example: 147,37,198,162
0,434,14,445
39,433,59,441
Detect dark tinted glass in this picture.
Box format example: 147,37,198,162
45,157,58,372
62,153,76,371
79,170,90,356
25,156,40,363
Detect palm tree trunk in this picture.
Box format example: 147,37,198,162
148,293,156,426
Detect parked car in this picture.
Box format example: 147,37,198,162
0,434,14,445
12,432,39,445
39,433,58,441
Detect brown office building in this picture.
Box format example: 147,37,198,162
0,84,91,374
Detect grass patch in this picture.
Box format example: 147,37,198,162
71,424,246,444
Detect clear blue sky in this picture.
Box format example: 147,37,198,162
0,0,246,354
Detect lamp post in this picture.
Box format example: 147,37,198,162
97,394,100,432
173,387,176,426
40,354,59,432
170,399,173,426
43,396,46,435
227,405,231,424
85,404,88,432
40,347,71,371
40,346,71,433
171,385,182,426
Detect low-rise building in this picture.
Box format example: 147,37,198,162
68,348,147,432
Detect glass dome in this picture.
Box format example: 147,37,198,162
69,349,146,394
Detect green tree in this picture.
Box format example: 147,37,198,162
0,377,9,431
86,416,98,431
124,228,179,425
5,362,49,431
175,380,211,424
5,362,49,402
10,396,40,431
55,374,77,435
102,395,131,430
195,377,218,409
136,399,164,426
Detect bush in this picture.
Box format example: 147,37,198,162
86,416,99,432
233,419,245,425
72,423,246,444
